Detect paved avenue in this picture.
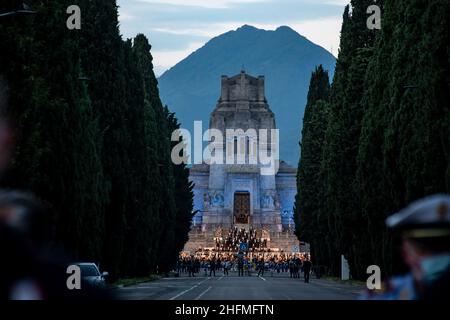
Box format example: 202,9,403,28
116,273,364,300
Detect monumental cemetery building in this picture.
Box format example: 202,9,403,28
184,71,305,256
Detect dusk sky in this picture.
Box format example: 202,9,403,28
117,0,350,76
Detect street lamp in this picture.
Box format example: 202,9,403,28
0,3,36,18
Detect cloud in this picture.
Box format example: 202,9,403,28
150,27,217,38
319,0,350,5
152,41,205,76
151,18,342,72
301,0,349,5
118,11,136,22
263,17,342,56
118,0,346,73
137,0,268,9
295,17,342,56
150,22,260,38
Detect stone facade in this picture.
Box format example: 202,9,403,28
185,71,299,253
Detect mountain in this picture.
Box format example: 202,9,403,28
158,25,336,166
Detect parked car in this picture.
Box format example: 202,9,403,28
74,263,109,288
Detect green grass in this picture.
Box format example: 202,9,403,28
323,276,366,286
114,275,161,287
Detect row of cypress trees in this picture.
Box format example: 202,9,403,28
0,0,194,278
295,0,450,280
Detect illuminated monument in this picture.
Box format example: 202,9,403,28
184,71,301,254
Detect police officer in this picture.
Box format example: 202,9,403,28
302,256,312,283
363,194,450,300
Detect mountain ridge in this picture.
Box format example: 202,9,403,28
158,25,336,165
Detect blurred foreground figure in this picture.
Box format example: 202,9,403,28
0,191,63,299
363,194,450,300
0,191,112,299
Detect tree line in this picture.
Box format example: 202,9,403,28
295,0,450,280
0,0,194,278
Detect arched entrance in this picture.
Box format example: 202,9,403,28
234,192,250,224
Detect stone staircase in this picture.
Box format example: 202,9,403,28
183,229,215,253
183,226,303,254
269,231,300,252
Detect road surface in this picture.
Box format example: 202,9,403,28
116,272,364,300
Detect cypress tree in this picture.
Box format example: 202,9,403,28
129,34,161,275
297,0,449,279
1,0,195,279
167,111,195,259
77,0,133,278
319,0,380,277
356,0,450,276
0,0,108,261
294,65,330,268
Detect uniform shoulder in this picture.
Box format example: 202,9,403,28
360,274,416,300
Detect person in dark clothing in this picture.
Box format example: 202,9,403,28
216,258,221,273
188,257,195,277
237,252,244,277
293,260,299,279
209,258,216,277
303,257,312,283
257,260,265,277
194,258,201,274
289,260,294,278
223,260,229,276
176,258,182,276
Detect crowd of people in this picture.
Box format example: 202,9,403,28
214,227,268,252
176,253,314,283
